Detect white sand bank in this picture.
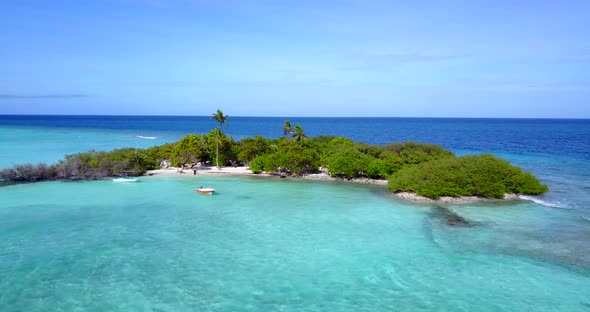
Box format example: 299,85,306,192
145,167,387,185
146,166,263,177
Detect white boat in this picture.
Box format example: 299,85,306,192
113,177,138,183
196,187,215,195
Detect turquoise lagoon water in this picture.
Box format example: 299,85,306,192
1,117,590,310
0,126,170,169
1,176,589,311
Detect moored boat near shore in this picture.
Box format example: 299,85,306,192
113,177,138,183
196,187,215,195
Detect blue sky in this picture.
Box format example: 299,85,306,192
0,0,588,117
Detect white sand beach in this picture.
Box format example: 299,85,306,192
145,166,387,185
146,166,260,177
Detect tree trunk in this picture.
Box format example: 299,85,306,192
216,136,219,168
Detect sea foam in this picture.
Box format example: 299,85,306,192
136,135,157,140
518,195,570,209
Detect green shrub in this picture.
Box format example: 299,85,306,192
205,130,238,166
145,143,175,162
366,159,389,179
386,142,454,164
171,134,207,165
309,135,338,144
388,154,548,199
238,135,271,162
355,143,386,158
382,152,405,174
262,142,319,175
327,147,373,178
328,137,354,147
249,155,266,174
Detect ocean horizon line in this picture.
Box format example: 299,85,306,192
1,114,588,120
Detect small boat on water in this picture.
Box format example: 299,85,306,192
196,187,215,195
113,177,138,183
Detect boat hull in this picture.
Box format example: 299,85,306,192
113,177,138,183
196,188,215,195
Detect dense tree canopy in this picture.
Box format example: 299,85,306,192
388,154,549,199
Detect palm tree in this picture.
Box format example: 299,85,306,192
211,109,228,133
282,119,292,137
211,109,228,167
291,124,307,145
212,128,223,168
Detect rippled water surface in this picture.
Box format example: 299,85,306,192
1,176,589,311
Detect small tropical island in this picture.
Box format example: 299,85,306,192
0,109,548,200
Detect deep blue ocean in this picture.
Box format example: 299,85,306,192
0,115,587,155
1,115,589,311
1,115,588,159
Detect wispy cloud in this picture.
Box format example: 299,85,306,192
0,94,88,99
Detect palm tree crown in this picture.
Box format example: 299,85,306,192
291,124,307,144
283,119,292,137
211,109,228,132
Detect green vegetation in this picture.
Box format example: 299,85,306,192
316,138,454,179
327,147,372,178
0,147,155,182
282,119,292,137
237,135,271,163
388,154,549,199
0,114,548,199
211,108,229,167
252,139,319,175
291,124,307,145
170,134,206,166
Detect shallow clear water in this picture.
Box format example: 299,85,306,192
1,176,589,311
0,126,169,168
1,116,590,310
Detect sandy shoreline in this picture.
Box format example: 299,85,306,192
146,166,387,184
145,166,517,204
146,166,260,177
